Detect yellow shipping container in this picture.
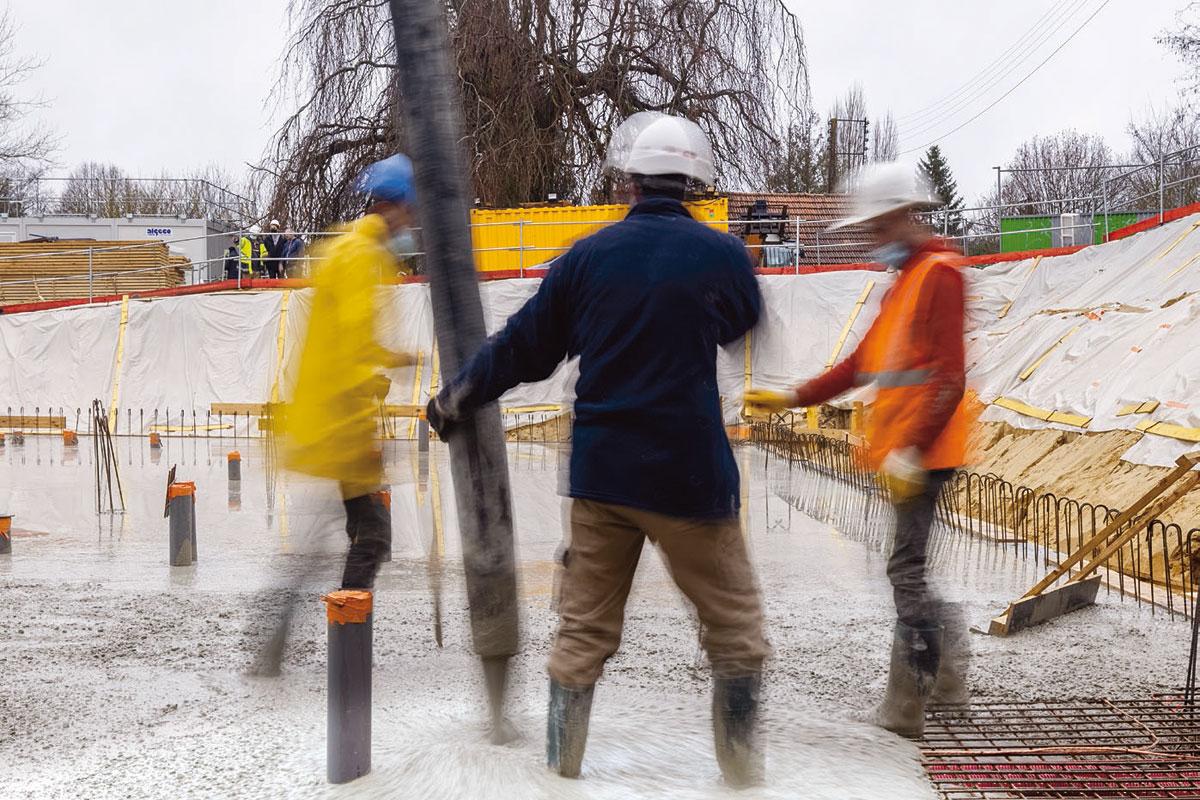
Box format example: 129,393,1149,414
470,198,729,272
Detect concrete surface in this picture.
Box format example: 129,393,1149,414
0,436,1191,799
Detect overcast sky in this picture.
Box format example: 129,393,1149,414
7,0,1189,202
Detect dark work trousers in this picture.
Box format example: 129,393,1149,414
887,469,955,628
340,490,391,590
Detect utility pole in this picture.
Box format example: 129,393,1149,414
388,0,520,740
826,117,839,192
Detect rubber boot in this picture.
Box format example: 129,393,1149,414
931,603,970,705
873,622,942,738
546,679,594,778
712,673,764,788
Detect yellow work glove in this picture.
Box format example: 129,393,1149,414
743,388,796,416
879,447,928,503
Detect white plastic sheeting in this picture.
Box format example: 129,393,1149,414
5,213,1200,465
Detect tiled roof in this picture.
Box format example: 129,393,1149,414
724,191,873,265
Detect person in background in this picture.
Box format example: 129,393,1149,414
281,229,305,277
426,112,769,787
264,219,286,278
223,235,239,280
744,161,975,739
252,155,420,678
239,225,267,278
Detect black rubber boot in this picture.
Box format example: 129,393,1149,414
546,679,594,778
341,494,390,589
712,673,764,788
873,621,942,738
931,603,970,705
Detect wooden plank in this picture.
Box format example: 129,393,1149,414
210,402,269,415
381,403,425,418
1136,420,1200,443
997,255,1042,319
1017,451,1200,600
991,576,1102,636
1117,400,1160,417
826,280,875,369
0,415,66,429
993,396,1053,421
1018,325,1080,381
1066,470,1200,585
1047,410,1092,428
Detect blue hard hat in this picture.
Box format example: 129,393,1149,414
354,153,415,205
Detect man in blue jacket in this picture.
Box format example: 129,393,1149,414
428,112,768,786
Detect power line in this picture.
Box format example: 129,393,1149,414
899,0,1113,156
896,0,1074,126
899,0,1092,141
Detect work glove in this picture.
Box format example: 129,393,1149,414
879,447,928,503
743,387,797,416
425,392,459,439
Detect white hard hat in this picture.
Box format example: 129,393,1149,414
249,224,262,235
829,162,937,230
604,112,715,185
269,219,281,229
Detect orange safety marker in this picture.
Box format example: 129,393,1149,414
62,430,79,446
149,431,162,449
0,514,11,555
0,432,6,446
10,431,24,446
323,589,373,783
167,481,197,566
227,450,242,482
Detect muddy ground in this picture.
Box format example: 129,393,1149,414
0,437,1191,799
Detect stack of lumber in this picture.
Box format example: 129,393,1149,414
0,241,186,306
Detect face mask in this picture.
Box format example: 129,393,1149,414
388,228,417,259
872,242,911,271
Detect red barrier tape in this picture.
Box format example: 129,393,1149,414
1104,202,1200,242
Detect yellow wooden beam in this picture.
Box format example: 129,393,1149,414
1136,419,1200,443
997,255,1042,320
993,396,1091,429
1150,220,1200,268
1116,400,1160,417
269,290,291,404
826,281,875,369
1018,325,1080,381
107,295,130,429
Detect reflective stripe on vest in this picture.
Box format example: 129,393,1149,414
855,368,933,388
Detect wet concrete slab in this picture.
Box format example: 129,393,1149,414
0,437,1190,798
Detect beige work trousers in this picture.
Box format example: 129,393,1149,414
549,498,769,686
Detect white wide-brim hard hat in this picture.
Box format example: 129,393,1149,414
604,111,716,185
829,161,938,230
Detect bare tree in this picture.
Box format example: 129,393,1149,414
1160,2,1200,95
982,130,1117,217
56,161,255,220
872,111,899,162
764,111,824,193
264,0,811,228
0,10,54,173
1125,103,1200,208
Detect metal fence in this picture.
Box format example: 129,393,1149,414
749,417,1200,621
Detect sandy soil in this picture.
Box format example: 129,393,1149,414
0,437,1192,799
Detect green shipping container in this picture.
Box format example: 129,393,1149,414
1000,216,1052,253
1093,213,1139,243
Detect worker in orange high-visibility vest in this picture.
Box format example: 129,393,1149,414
745,161,976,739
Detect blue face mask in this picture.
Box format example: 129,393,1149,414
388,228,418,259
872,242,912,271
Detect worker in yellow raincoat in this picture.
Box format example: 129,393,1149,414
283,153,419,589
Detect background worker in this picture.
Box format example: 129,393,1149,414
745,162,973,738
427,112,769,787
264,219,286,278
282,153,418,591
238,225,267,278
251,154,418,678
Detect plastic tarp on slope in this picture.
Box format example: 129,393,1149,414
6,213,1200,465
